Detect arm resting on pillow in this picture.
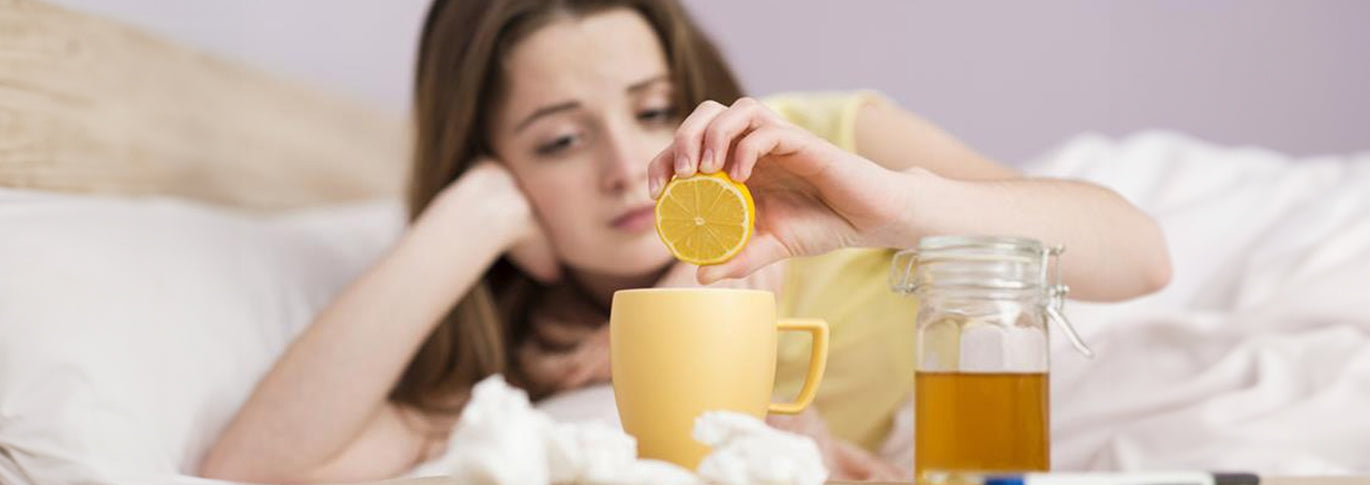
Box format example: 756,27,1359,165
851,100,1172,301
201,167,524,482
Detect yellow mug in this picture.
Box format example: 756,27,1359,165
610,288,829,468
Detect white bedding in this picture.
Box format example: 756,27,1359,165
1032,132,1370,473
0,192,403,485
3,131,1366,484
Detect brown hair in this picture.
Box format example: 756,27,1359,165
393,0,744,414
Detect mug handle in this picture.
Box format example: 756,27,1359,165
768,318,829,415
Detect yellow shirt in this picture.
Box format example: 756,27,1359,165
763,91,920,451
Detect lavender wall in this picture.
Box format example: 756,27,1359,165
686,0,1370,163
50,0,1370,163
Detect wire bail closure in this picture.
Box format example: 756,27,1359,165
890,239,1094,358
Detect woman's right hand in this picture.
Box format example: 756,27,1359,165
646,98,920,285
434,159,561,283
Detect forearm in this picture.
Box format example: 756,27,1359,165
897,169,1172,302
203,187,517,477
854,99,1019,181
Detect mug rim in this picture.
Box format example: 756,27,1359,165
613,288,773,296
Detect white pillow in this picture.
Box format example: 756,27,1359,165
0,188,404,484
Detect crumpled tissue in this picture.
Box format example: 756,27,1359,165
693,411,827,485
410,375,827,485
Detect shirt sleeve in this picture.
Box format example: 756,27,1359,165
760,90,893,153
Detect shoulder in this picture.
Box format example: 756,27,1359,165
760,90,893,151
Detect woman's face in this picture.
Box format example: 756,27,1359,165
489,8,677,277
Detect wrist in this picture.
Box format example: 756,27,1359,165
878,167,944,249
424,171,534,248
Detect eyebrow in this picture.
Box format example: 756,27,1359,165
513,101,578,133
512,74,671,133
626,74,670,93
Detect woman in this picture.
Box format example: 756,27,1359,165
201,0,1171,482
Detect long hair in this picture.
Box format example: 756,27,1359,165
393,0,744,413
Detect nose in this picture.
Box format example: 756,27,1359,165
598,123,652,196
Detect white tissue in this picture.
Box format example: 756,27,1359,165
694,411,828,485
415,375,824,485
425,375,554,484
546,421,634,483
546,421,698,484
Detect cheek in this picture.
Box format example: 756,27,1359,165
530,187,588,228
518,165,602,244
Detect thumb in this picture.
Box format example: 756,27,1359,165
697,233,791,285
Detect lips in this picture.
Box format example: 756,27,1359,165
611,204,656,232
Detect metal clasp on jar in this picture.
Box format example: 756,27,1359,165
891,239,1094,358
1044,245,1093,358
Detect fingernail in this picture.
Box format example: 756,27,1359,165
675,155,690,175
701,149,715,172
649,177,660,198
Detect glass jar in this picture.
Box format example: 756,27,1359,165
890,235,1092,484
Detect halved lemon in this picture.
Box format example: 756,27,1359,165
654,172,755,265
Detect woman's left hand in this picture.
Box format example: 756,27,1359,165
647,98,925,284
766,409,908,481
514,260,701,396
515,285,612,398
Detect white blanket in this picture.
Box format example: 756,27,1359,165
1034,132,1370,474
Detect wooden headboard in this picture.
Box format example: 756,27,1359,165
0,0,407,211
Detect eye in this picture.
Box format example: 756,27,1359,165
535,134,580,156
637,106,677,124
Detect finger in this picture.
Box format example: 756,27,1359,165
701,97,767,176
520,339,574,368
671,100,728,177
586,355,613,384
830,441,873,479
563,336,611,388
697,233,792,285
728,124,786,183
764,413,798,431
526,350,580,391
533,320,599,349
655,261,704,288
518,342,575,389
580,345,613,383
561,363,598,390
647,145,675,199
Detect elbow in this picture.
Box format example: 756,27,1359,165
198,450,242,482
1137,217,1173,296
199,448,259,483
1091,212,1171,302
1144,249,1173,295
200,437,352,485
199,445,293,484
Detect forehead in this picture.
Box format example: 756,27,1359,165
498,9,669,117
